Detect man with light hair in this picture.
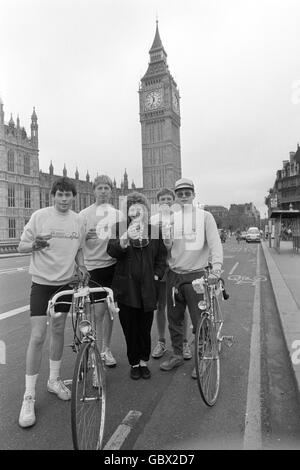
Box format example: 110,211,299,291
79,175,124,367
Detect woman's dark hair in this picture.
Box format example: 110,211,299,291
123,192,150,222
50,177,77,196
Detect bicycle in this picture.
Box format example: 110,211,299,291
47,281,119,450
172,267,231,406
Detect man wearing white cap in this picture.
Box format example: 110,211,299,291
160,178,223,377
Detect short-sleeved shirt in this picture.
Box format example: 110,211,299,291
20,206,85,286
79,203,124,271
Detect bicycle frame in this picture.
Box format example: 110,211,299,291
194,275,224,345
47,285,119,357
47,284,118,450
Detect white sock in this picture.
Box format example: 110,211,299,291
139,360,147,367
49,359,61,382
25,374,38,398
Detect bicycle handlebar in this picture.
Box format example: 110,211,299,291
172,276,229,307
47,286,119,319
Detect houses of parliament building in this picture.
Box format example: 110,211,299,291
0,22,182,249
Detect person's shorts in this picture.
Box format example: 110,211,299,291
30,282,73,317
88,264,116,302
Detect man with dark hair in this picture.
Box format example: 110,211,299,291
150,188,192,360
79,175,124,367
50,176,77,197
18,177,88,428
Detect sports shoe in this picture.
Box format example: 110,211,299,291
130,366,141,380
102,348,117,367
183,342,192,360
140,365,151,379
47,377,71,400
191,367,197,379
152,341,167,359
19,395,36,428
160,354,184,371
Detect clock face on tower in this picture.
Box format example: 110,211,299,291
172,90,179,113
144,89,163,110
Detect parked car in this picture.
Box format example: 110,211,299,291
240,231,247,240
246,227,261,243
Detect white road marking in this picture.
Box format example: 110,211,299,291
0,305,29,320
104,410,142,450
243,244,262,449
229,262,239,275
0,266,29,275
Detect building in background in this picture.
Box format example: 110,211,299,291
204,203,260,231
139,21,182,203
265,146,300,214
204,205,229,228
0,100,40,246
226,203,260,231
0,22,180,250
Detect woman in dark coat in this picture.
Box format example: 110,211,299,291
107,192,167,380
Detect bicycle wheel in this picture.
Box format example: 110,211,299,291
71,341,106,450
195,315,220,406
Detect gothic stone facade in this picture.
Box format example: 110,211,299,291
139,22,182,204
0,23,181,246
0,101,40,244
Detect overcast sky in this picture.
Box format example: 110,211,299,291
1,0,300,215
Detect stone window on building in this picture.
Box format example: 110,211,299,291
8,218,16,238
24,154,30,175
24,187,31,208
45,191,50,207
40,191,43,208
8,184,15,207
7,150,14,172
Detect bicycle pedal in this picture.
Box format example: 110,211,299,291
221,336,234,347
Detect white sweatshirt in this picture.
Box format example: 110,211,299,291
168,207,223,273
20,207,85,285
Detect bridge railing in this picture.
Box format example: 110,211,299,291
0,241,19,254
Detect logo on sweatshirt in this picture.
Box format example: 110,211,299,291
49,229,80,240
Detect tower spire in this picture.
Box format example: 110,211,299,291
31,106,38,146
149,19,164,53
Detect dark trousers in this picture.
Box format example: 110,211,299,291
166,269,205,356
118,303,154,366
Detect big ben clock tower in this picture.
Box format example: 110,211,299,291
139,21,182,202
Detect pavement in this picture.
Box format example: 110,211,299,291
261,240,300,394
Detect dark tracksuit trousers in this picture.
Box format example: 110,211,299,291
166,269,205,356
118,303,154,366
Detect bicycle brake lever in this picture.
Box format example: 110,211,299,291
106,296,119,320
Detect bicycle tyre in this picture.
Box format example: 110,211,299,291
71,341,106,450
195,315,220,406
